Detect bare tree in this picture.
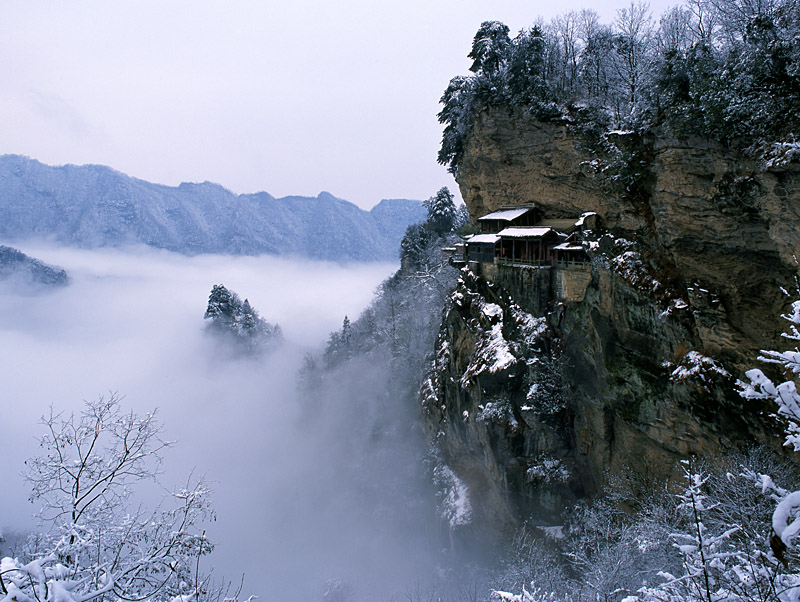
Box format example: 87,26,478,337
612,0,654,113
685,0,719,46
1,395,218,602
551,11,582,99
655,5,695,54
578,10,616,104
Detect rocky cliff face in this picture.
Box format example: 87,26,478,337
423,108,800,547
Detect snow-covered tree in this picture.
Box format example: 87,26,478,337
1,396,220,602
507,26,553,106
469,21,512,76
424,187,457,235
204,284,282,354
612,0,654,111
437,75,478,173
741,290,800,571
741,293,800,455
637,461,751,602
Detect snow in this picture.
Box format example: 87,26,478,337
477,399,519,430
462,302,517,384
575,212,598,227
538,525,565,540
480,324,516,372
477,208,532,222
482,303,503,319
433,465,472,528
669,351,730,387
467,233,500,244
526,458,569,483
461,293,546,388
763,140,800,169
510,305,547,346
497,227,554,238
773,491,800,546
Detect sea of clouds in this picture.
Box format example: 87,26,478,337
0,244,444,601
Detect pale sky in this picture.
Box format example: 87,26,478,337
0,0,676,209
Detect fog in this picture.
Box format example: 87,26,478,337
0,244,442,600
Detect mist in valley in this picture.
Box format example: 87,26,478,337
0,244,446,601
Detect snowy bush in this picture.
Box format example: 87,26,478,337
0,396,225,602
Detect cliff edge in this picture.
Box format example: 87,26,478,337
422,108,800,548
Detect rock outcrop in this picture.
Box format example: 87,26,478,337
423,107,800,547
457,109,800,361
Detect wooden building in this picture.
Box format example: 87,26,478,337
552,233,590,265
477,206,542,234
496,227,560,264
465,233,499,263
464,206,596,267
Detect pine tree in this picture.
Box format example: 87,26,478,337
468,21,512,76
424,187,457,235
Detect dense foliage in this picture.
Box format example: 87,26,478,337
438,0,800,174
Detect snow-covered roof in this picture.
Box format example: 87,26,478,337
553,243,585,251
477,207,533,222
467,233,500,244
497,227,554,238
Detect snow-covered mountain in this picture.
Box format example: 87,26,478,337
0,155,426,261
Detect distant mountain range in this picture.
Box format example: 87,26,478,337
0,245,68,288
0,155,427,261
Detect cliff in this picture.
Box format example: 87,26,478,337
423,107,800,547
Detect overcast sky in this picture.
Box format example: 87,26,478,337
0,0,676,209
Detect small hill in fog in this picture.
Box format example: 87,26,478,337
0,245,68,288
0,155,426,262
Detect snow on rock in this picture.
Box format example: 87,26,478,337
476,323,515,374
668,351,730,389
538,525,565,540
491,587,558,602
433,464,472,528
419,375,439,412
482,303,503,319
510,304,547,347
477,398,519,430
461,296,546,387
526,458,570,484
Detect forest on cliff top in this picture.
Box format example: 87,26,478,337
439,0,800,173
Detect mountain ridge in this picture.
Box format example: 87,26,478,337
0,154,426,262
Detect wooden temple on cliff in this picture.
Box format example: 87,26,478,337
457,205,596,267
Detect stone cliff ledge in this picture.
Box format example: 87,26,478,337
422,108,800,547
